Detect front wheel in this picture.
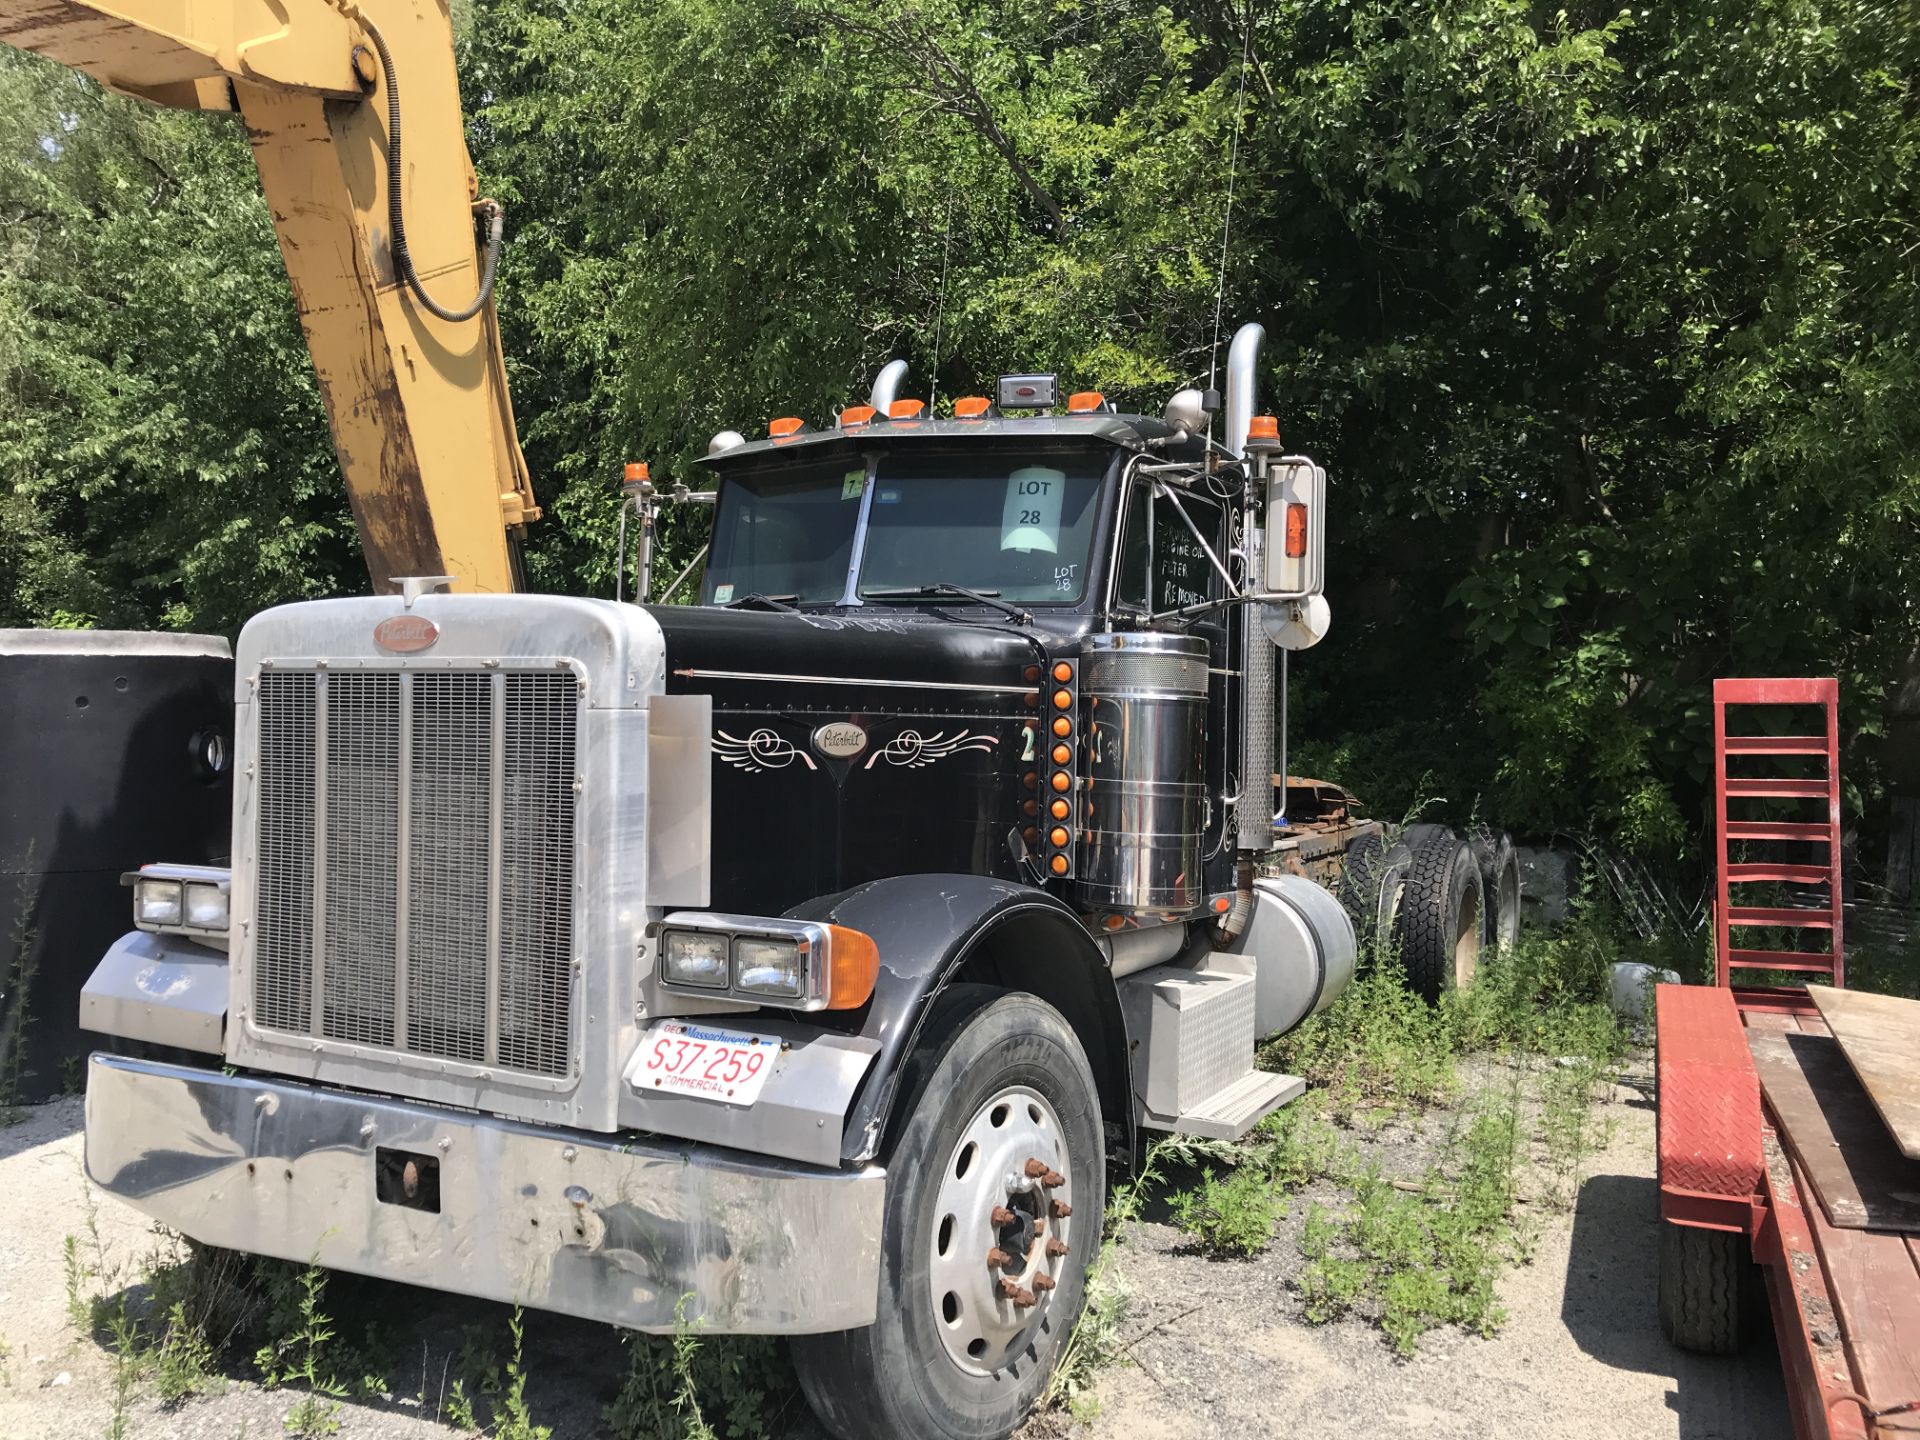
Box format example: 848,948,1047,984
794,986,1105,1440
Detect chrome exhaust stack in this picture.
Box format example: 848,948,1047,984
868,359,909,414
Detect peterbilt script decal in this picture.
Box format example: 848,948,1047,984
811,722,869,759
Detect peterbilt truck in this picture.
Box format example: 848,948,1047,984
79,331,1365,1440
5,1,1367,1432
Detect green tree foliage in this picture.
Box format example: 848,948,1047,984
3,0,1915,860
0,54,358,633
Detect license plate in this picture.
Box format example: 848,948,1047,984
634,1021,784,1106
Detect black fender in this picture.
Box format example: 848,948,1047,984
791,874,1133,1169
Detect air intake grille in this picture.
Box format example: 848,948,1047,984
252,668,579,1078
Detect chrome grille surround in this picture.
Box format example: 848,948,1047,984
250,663,581,1083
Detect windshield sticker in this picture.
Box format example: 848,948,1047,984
714,583,735,603
842,470,866,500
1001,466,1065,553
874,488,902,504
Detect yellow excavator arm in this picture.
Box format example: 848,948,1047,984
1,0,539,594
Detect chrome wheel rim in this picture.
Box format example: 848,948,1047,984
927,1084,1073,1375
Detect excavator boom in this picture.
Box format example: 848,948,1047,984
1,0,540,594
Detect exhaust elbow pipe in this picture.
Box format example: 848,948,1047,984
869,359,909,414
1223,322,1266,460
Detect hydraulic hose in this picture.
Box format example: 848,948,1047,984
359,20,503,324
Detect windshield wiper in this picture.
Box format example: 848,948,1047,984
866,583,1032,626
724,592,800,613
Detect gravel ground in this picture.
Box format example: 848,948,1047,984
0,1058,1794,1440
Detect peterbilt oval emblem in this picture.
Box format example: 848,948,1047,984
374,615,440,653
812,722,868,759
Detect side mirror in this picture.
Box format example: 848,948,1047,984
1259,457,1326,601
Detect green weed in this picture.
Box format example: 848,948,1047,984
1299,1083,1524,1356
1168,1166,1282,1258
603,1295,789,1440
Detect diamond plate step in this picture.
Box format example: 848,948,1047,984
1139,1069,1305,1141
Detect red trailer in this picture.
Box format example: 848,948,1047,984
1655,680,1920,1439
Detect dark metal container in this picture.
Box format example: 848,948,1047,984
0,631,233,1103
1073,632,1211,914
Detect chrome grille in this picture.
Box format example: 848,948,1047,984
252,667,579,1077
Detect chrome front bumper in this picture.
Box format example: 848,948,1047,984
84,1054,886,1333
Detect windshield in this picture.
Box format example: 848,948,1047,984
702,447,1111,607
702,457,865,605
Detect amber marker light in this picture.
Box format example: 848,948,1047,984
1049,855,1070,876
768,416,805,438
840,405,876,428
887,399,926,420
953,396,992,419
1286,502,1309,558
1023,772,1038,791
823,924,880,1009
1024,665,1039,683
1049,827,1070,848
1066,391,1104,413
1052,662,1073,682
1052,688,1072,710
1051,771,1071,793
1051,743,1071,765
1050,798,1070,820
1052,716,1072,738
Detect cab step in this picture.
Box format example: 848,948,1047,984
1138,1068,1306,1141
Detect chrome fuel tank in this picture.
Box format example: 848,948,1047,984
1073,633,1210,914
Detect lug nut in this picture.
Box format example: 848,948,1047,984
1050,1199,1073,1219
986,1247,1015,1270
1043,1169,1066,1188
1030,1271,1057,1293
1023,1157,1049,1179
998,1277,1036,1308
1046,1238,1069,1258
1012,1287,1037,1309
990,1206,1016,1227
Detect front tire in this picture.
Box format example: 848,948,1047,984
794,986,1105,1440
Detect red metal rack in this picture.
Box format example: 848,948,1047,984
1712,677,1844,989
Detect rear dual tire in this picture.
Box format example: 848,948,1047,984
794,986,1104,1440
1392,831,1485,1003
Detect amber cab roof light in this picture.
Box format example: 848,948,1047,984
1066,391,1105,414
768,416,807,439
620,461,651,494
887,399,926,420
1245,414,1282,450
953,396,994,419
839,405,877,428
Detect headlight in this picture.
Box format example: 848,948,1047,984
135,880,184,927
734,937,804,998
661,930,730,988
183,882,230,931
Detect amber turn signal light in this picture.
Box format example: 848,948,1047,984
1285,502,1309,559
823,924,880,1010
